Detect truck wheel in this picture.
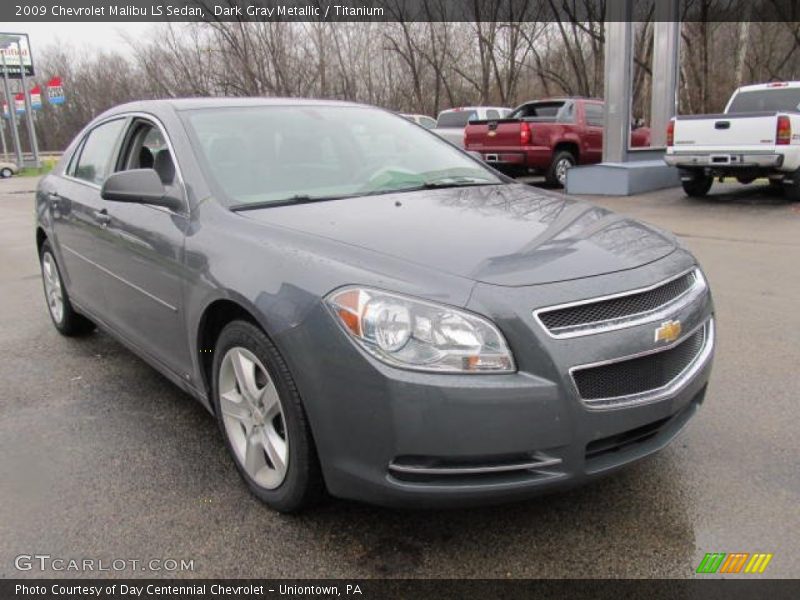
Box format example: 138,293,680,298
681,172,713,197
784,170,800,201
546,151,575,187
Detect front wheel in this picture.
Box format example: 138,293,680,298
546,151,575,187
212,320,324,512
0,167,13,178
681,172,713,197
40,240,95,336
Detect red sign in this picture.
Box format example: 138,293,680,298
46,76,64,105
30,84,42,109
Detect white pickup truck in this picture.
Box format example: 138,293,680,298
431,106,512,148
665,81,800,199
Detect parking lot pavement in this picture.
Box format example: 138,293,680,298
1,175,798,579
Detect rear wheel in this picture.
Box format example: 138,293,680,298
784,169,800,201
681,171,713,197
212,320,324,512
546,151,576,187
39,240,95,336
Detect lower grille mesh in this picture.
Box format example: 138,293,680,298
573,326,706,401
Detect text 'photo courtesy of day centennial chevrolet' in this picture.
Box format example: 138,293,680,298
35,98,715,512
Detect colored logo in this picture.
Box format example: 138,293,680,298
696,552,773,574
654,319,682,344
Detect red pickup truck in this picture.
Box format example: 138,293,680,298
464,98,651,186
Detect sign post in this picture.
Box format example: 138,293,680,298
0,49,23,168
0,32,38,168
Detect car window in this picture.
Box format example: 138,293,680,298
510,102,567,121
117,121,177,187
557,103,575,123
72,119,126,185
420,117,437,129
183,105,501,205
585,104,605,127
727,88,800,113
436,110,478,128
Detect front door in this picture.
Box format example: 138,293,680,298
97,119,192,377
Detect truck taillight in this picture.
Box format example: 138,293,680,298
520,122,531,145
463,127,468,147
666,120,675,147
777,115,791,145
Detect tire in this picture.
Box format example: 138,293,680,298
212,320,324,512
546,150,576,187
39,240,96,336
0,167,13,178
681,172,713,197
784,170,800,202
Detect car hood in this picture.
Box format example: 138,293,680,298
240,184,676,286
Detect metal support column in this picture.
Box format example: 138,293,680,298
17,39,39,167
602,0,633,163
649,0,680,148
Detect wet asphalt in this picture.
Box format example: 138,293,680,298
0,175,798,579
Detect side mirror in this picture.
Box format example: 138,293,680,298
101,169,182,211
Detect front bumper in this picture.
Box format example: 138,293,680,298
278,253,714,508
664,152,783,169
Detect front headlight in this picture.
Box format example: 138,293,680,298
326,287,515,373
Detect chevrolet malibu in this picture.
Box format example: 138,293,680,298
36,99,715,512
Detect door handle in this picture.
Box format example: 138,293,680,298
93,208,111,226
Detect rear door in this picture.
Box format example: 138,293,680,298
97,117,192,377
50,118,127,318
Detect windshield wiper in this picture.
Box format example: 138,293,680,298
230,194,353,211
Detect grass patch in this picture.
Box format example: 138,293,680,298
17,158,56,177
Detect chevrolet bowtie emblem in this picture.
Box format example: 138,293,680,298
654,320,682,344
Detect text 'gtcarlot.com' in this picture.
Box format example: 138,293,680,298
14,553,194,572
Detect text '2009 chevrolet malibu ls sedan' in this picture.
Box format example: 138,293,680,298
36,99,714,512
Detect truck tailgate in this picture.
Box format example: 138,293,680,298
465,119,523,148
673,112,778,152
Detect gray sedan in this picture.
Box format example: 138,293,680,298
35,98,714,512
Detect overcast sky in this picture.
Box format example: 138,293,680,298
8,22,157,58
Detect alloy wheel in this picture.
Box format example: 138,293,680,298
556,158,572,186
41,252,64,324
218,346,289,489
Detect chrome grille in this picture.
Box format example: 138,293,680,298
571,320,713,408
536,269,703,337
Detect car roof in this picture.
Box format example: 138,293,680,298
735,81,800,92
98,97,368,119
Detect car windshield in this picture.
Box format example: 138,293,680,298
727,88,800,113
183,105,501,206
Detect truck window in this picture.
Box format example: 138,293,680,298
437,110,478,128
486,109,500,120
510,101,567,121
585,104,604,127
727,88,800,113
